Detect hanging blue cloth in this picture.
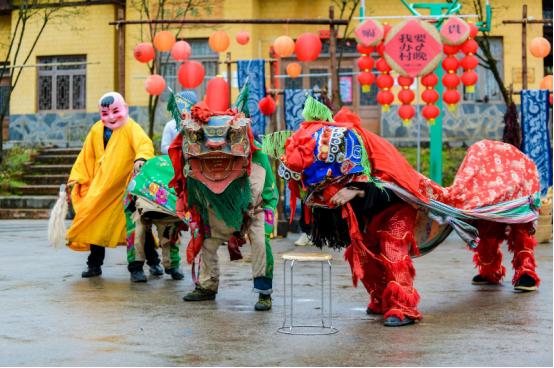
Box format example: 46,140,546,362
237,59,266,140
284,89,313,131
521,89,552,196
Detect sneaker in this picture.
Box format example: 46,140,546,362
149,264,164,276
471,274,497,285
183,286,217,302
294,233,313,246
514,274,537,292
254,294,272,311
130,269,147,283
384,316,415,327
165,268,185,280
81,266,102,278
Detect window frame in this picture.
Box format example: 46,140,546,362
36,55,87,113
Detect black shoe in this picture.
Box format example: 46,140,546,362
472,274,497,285
165,268,184,280
254,294,272,311
514,274,537,292
384,316,415,327
130,270,147,283
183,287,217,301
82,266,102,278
149,264,164,276
366,306,381,315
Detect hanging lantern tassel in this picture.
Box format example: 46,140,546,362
357,71,375,93
459,22,479,94
397,75,415,125
421,72,439,125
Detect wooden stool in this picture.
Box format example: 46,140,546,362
277,252,338,335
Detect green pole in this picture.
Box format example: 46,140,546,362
410,2,461,185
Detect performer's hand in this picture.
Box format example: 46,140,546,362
330,187,364,206
133,160,145,174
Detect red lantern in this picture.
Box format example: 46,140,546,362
286,62,302,78
295,33,322,62
397,75,414,88
461,55,478,70
461,39,478,55
442,56,459,72
205,77,230,111
443,44,460,56
422,89,439,104
468,22,479,39
153,31,176,52
398,104,415,125
358,71,375,92
461,70,479,93
376,58,391,73
273,36,295,58
443,89,461,111
178,61,205,89
529,37,551,58
134,43,155,63
376,42,385,56
356,44,374,55
258,95,276,116
376,74,394,90
398,89,415,104
145,74,166,96
171,41,192,61
377,90,394,111
235,31,250,45
422,105,440,123
421,73,438,87
442,73,460,89
209,31,230,53
357,55,374,71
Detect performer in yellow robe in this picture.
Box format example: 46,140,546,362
67,92,154,278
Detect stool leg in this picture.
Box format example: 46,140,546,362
328,260,333,329
290,260,295,332
321,262,325,327
282,259,287,328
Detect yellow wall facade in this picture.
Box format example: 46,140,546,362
5,4,116,114
0,0,548,114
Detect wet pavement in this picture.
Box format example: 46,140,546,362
0,220,552,366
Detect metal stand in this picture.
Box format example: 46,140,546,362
278,253,338,335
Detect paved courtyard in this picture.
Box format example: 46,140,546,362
0,220,552,366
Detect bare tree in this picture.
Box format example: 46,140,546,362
130,0,216,138
471,0,521,147
0,0,80,163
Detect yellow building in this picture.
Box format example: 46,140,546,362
0,0,550,146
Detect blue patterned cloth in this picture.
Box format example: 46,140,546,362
521,90,552,196
237,59,266,140
284,89,313,131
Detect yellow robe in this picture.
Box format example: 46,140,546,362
67,119,154,251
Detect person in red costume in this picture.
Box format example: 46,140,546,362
273,97,541,327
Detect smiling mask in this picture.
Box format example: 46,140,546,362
99,92,128,129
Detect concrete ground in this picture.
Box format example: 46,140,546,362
0,220,552,366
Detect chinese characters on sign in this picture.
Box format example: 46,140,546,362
440,17,470,45
354,19,384,47
384,19,443,78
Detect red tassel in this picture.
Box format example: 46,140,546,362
381,279,422,320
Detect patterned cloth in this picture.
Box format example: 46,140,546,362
284,89,312,131
237,59,266,140
521,90,552,196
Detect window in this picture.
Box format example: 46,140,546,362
37,55,86,111
160,39,218,100
464,37,503,102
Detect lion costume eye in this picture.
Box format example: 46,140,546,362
228,128,242,144
188,129,204,143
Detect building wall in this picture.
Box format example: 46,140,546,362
0,0,549,145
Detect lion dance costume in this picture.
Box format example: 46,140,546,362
168,92,278,311
269,97,541,326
